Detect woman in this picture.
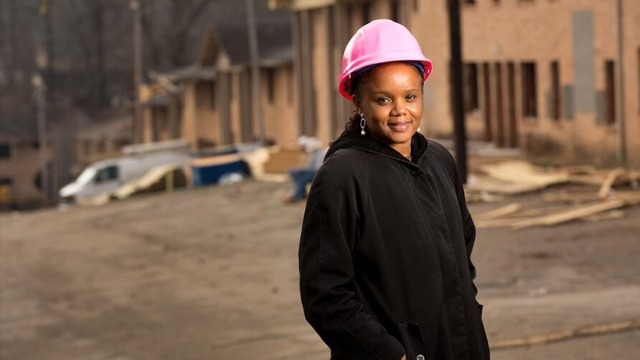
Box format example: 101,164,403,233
298,20,490,360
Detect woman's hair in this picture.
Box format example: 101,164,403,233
338,63,425,138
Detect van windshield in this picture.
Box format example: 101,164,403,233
76,167,97,184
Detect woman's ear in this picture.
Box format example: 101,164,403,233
353,99,362,114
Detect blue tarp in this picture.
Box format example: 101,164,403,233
191,160,249,186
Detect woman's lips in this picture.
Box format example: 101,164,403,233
388,121,411,132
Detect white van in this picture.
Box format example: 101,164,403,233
60,140,189,203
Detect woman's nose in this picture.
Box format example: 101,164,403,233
392,100,407,116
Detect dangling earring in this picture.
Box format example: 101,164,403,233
360,115,366,136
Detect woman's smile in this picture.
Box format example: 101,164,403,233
387,120,413,132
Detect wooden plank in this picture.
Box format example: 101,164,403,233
510,200,626,230
510,204,579,218
465,191,505,204
475,218,527,229
466,175,546,196
598,168,627,198
565,165,597,175
568,174,608,187
542,192,602,203
569,173,631,187
490,320,640,350
474,203,522,221
480,161,569,187
616,191,640,206
584,210,626,222
543,191,640,206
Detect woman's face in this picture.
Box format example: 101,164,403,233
355,62,423,157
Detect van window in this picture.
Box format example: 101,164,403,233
95,165,119,183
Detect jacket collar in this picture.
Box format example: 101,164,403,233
326,132,430,164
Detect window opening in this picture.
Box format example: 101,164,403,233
604,60,616,124
495,63,505,147
521,62,538,118
507,62,518,147
287,65,294,105
550,61,561,120
210,81,216,110
266,68,276,104
464,63,479,113
482,63,493,141
0,143,10,159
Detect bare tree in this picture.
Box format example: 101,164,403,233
140,0,213,69
1,0,216,113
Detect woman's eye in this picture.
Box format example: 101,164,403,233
406,94,417,101
376,97,391,105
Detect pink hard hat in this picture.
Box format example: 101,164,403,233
338,19,433,100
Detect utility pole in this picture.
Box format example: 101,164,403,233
95,0,107,106
130,0,143,144
246,0,264,144
7,0,17,85
0,1,5,73
447,0,468,183
615,0,626,167
41,0,55,97
33,74,48,207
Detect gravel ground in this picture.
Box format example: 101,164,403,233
1,180,639,360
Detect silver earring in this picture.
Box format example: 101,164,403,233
360,115,366,136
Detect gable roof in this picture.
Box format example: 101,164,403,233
0,100,92,141
159,65,217,82
210,0,293,67
0,106,35,140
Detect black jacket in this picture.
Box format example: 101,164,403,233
298,133,490,360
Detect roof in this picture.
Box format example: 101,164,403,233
158,65,217,82
210,0,293,67
0,106,35,141
143,93,170,107
76,113,132,140
0,104,90,141
269,0,341,11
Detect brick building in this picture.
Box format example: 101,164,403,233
141,0,299,151
274,0,640,168
0,99,91,208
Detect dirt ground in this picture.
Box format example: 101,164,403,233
1,180,639,360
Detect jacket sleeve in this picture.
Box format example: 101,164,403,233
448,152,479,298
298,157,405,360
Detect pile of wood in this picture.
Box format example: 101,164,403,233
465,161,640,230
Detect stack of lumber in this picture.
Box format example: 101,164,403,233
467,162,640,230
465,161,571,200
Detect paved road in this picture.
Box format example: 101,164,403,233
1,181,638,359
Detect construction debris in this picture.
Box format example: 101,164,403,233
597,168,628,198
508,200,625,230
479,161,570,187
474,203,522,221
466,175,546,196
490,319,640,350
468,160,640,230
